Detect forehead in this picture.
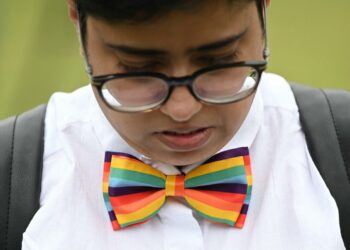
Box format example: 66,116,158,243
88,1,255,53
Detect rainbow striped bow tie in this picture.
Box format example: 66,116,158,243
103,147,252,230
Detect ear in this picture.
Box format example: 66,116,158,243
67,0,79,27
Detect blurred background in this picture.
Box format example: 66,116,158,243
0,1,349,119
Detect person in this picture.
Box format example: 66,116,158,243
20,0,345,249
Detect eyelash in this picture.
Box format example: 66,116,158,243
197,52,239,66
117,62,162,73
117,52,239,73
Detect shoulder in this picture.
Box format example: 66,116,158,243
258,72,298,113
44,85,96,157
46,85,95,127
256,73,303,143
41,85,98,203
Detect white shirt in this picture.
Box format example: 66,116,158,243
22,73,345,250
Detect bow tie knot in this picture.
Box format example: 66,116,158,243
165,175,185,197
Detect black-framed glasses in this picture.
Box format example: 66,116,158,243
91,60,267,112
78,0,269,113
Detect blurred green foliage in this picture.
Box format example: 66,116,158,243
0,1,349,119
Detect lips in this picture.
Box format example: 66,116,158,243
156,127,212,151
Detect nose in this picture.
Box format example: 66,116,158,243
160,86,202,122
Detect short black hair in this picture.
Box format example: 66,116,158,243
75,0,258,24
75,0,265,71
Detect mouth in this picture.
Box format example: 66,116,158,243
156,127,212,151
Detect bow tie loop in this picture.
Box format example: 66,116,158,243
165,175,185,197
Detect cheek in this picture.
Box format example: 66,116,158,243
92,87,148,141
107,112,149,142
219,96,253,134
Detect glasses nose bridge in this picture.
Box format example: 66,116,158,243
165,75,198,101
168,75,194,88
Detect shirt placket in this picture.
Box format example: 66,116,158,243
158,198,204,250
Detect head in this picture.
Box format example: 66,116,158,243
68,0,270,165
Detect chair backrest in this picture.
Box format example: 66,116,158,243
0,104,46,250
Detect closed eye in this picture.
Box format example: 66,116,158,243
117,61,164,72
195,52,239,66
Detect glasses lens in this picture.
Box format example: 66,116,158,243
101,76,168,111
193,66,258,103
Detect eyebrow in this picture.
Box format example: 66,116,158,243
104,29,247,57
190,29,248,53
105,43,167,57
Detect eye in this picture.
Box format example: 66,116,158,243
117,61,163,73
196,52,239,66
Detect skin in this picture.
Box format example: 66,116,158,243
68,0,268,166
